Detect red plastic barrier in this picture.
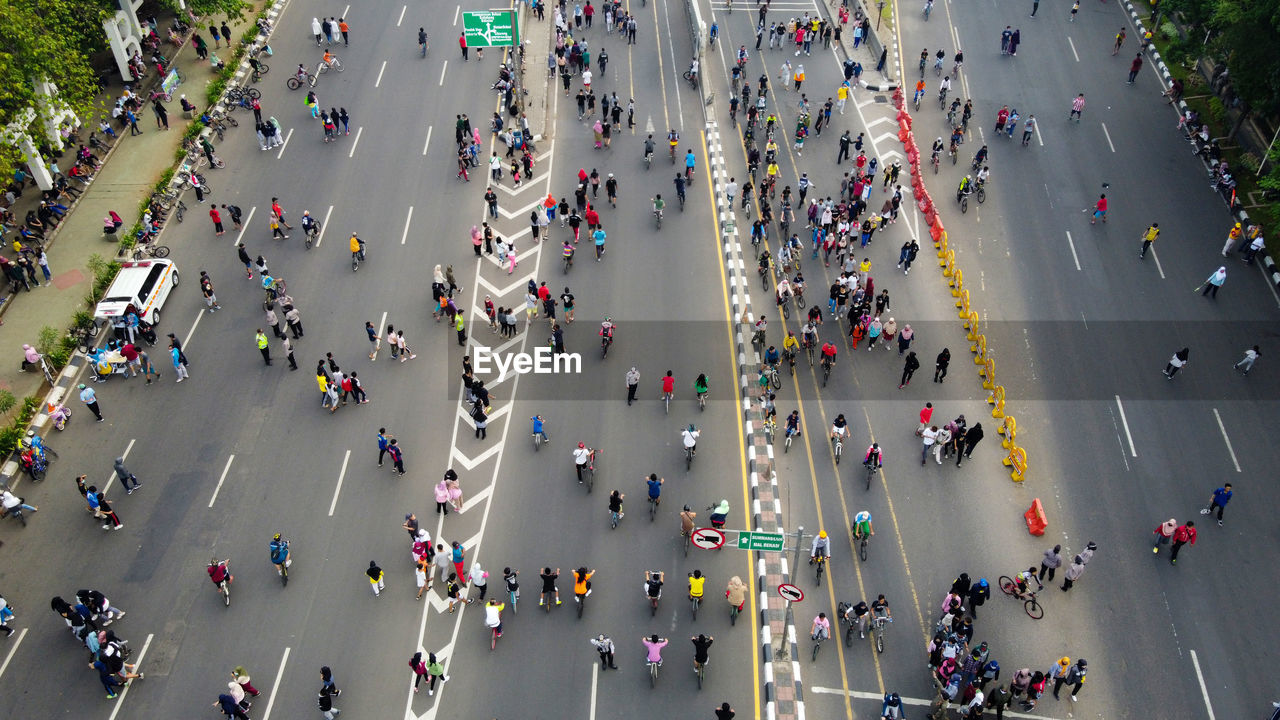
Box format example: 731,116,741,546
1024,499,1048,536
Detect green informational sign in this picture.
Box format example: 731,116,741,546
736,530,785,552
462,10,519,48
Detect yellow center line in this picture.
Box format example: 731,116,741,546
699,128,760,720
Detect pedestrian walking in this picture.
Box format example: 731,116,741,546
317,688,340,719
1126,53,1142,83
215,693,250,719
78,383,104,421
285,305,304,338
1061,659,1086,702
395,330,416,361
366,561,385,596
1200,266,1226,298
446,573,469,612
1163,347,1190,379
232,666,260,698
283,336,297,370
1059,554,1086,591
956,422,983,466
899,351,919,388
388,439,405,475
338,18,349,45
424,652,449,695
1200,483,1233,525
319,667,341,697
376,428,392,467
226,681,252,711
1139,222,1159,258
469,561,488,600
446,469,463,511
96,490,122,530
1153,518,1176,552
255,330,271,365
169,342,189,381
934,348,950,382
1038,544,1062,581
590,634,618,669
113,457,141,495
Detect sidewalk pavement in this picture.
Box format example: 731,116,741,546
0,7,263,418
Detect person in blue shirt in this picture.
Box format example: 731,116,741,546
1201,483,1232,526
532,415,549,443
763,345,780,368
785,410,800,438
646,473,663,505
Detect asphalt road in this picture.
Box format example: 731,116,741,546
0,0,1275,719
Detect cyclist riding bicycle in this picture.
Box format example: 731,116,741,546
643,634,669,666
709,23,719,44
682,424,700,456
802,321,819,349
864,442,883,470
531,414,549,443
562,239,575,264
1012,566,1042,599
694,373,710,401
956,175,973,203
785,410,801,439
975,166,990,186
646,474,663,505
667,129,680,157
763,345,780,369
932,137,945,160
871,594,892,621
680,505,697,537
821,341,838,368
684,149,697,179
972,144,988,167
844,598,871,638
938,75,952,99
831,413,849,443
935,48,945,70
644,134,656,162
810,530,831,562
268,534,290,575
208,558,232,588
349,233,365,262
661,370,676,401
673,175,686,204
737,45,748,66
692,633,714,671
811,612,831,641
652,194,665,219
573,567,594,600
645,570,664,599
323,49,338,68
688,569,706,600
782,331,800,361
295,63,308,82
853,510,874,539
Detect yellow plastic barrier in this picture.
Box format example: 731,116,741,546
955,289,970,315
964,311,980,336
988,387,1006,419
950,268,963,293
972,334,986,360
942,250,955,277
936,233,948,256
1003,445,1027,482
981,358,996,389
999,414,1017,445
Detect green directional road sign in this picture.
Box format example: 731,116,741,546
735,530,786,552
462,10,520,48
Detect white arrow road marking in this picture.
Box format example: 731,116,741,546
449,443,502,471
497,198,547,220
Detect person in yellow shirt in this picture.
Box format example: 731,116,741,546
573,567,594,598
837,82,850,114
1140,222,1159,259
688,569,706,600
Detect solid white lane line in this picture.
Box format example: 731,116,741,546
423,125,433,156
376,60,387,87
316,204,334,247
588,663,599,720
276,128,293,159
183,310,204,353
1190,650,1217,720
106,633,153,720
233,206,257,246
348,126,363,158
1212,408,1241,472
1067,36,1080,62
207,454,237,507
259,647,291,720
1101,122,1116,153
401,206,414,245
328,449,351,516
342,5,350,17
1151,245,1166,279
1255,260,1280,308
453,5,460,24
1064,231,1081,271
810,686,1043,718
0,629,27,679
397,5,407,26
1115,395,1138,457
439,61,448,86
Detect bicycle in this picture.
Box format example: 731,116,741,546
132,242,171,261
214,561,231,606
174,199,189,223
856,528,869,561
784,427,800,453
763,363,781,390
811,630,827,661
762,417,776,446
696,659,707,689
870,610,891,653
690,592,701,620
575,591,587,618
685,444,695,471
508,586,519,615
804,340,815,367
610,505,622,529
286,73,317,90
648,658,661,687
998,575,1045,619
653,206,662,229
276,559,290,586
533,429,544,451
838,603,862,646
938,88,948,110
959,191,970,214
831,434,843,464
582,450,597,493
931,153,941,174
822,356,833,386
491,620,501,650
812,554,826,586
976,181,986,204
864,460,879,490
352,247,365,272
663,390,672,414
682,69,698,87
318,58,344,75
251,62,270,82
697,390,708,411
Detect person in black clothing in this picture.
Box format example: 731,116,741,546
957,423,983,466
899,351,919,388
934,348,950,383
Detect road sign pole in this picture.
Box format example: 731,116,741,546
792,525,804,576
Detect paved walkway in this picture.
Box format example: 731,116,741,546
0,7,263,414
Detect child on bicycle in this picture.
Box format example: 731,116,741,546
1013,566,1042,599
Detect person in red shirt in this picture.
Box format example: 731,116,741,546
1169,521,1196,564
661,371,675,400
919,402,934,433
209,207,223,236
270,198,293,229
584,205,600,231
459,32,468,60
1091,194,1107,224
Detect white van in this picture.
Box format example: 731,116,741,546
94,259,180,325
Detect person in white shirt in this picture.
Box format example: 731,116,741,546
483,599,504,636
921,425,939,465
933,425,951,464
573,443,593,483
681,425,700,455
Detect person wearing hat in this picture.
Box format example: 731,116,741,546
810,530,830,563
1062,658,1086,702
967,578,990,618
1153,518,1176,552
880,692,905,719
589,633,617,669
1048,657,1071,698
605,173,619,207
78,383,104,422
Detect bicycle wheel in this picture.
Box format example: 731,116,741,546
577,596,585,618
845,624,855,647
834,441,842,464
812,640,820,661
222,582,231,606
335,61,344,72
998,576,1017,596
1025,598,1044,620
683,532,690,557
649,498,657,521
823,364,830,386
212,156,226,169
696,664,704,689
770,370,781,390
815,560,823,586
960,196,968,213
859,537,868,561
150,245,171,258
875,627,884,653
308,73,318,87
585,467,594,493
730,604,738,625
256,63,270,76
691,597,699,620
977,187,986,204
280,565,289,586
510,590,518,614
650,662,658,687
286,77,301,90
245,87,262,99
